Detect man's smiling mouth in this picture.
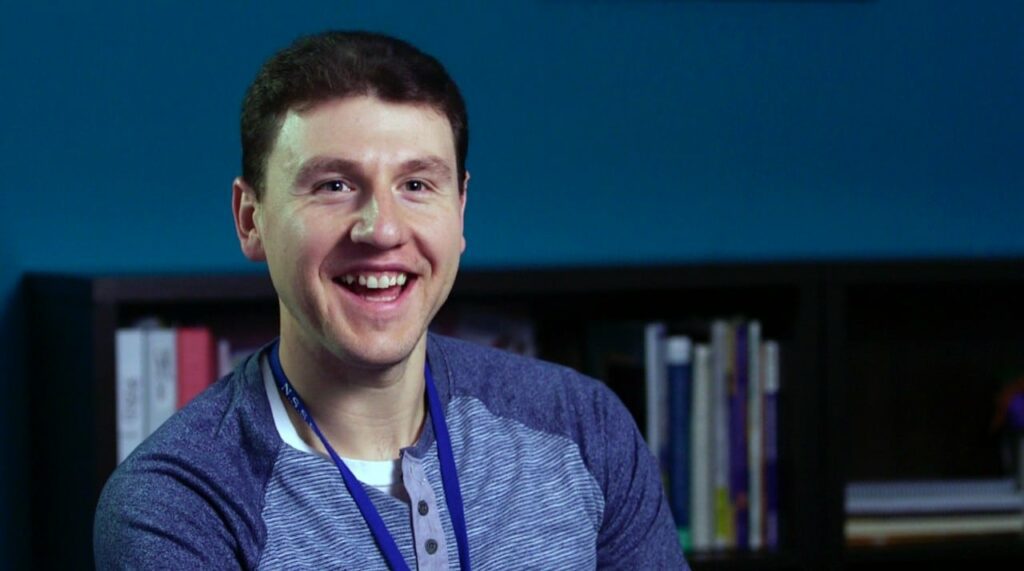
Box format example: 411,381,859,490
334,271,413,303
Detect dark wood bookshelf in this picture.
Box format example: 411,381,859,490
823,258,1024,570
844,536,1024,569
24,258,1024,569
688,549,801,571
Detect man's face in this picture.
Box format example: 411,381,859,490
239,96,466,371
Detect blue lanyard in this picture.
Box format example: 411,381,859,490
268,341,471,571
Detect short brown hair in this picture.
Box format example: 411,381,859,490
240,31,469,198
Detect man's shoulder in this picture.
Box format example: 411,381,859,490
428,332,606,399
96,350,280,535
94,349,280,567
133,350,275,463
428,333,626,445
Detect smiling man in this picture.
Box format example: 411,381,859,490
94,31,687,570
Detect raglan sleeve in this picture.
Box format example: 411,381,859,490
588,381,689,570
93,455,251,570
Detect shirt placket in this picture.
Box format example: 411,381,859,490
402,453,451,570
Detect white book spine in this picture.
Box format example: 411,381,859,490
747,322,764,550
644,322,667,459
115,328,145,463
691,344,715,550
145,328,177,435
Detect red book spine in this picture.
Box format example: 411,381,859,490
176,327,216,409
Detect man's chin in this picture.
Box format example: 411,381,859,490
327,333,425,373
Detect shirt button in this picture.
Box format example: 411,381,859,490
425,539,438,554
418,500,429,516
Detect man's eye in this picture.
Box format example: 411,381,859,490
318,180,354,193
404,180,426,192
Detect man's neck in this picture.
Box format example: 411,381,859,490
278,333,428,461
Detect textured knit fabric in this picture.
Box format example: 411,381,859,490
94,334,688,570
261,357,410,503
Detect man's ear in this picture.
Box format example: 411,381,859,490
232,177,267,261
459,171,469,253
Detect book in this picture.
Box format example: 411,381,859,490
115,328,145,463
690,343,715,551
144,327,177,435
176,326,217,408
762,340,781,550
666,335,693,550
217,338,233,378
730,322,750,549
846,479,1024,516
645,322,669,473
747,321,763,550
710,319,736,548
846,513,1024,545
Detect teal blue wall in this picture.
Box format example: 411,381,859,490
2,0,1022,564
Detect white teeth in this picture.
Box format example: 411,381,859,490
340,272,409,290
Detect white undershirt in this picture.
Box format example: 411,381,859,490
261,356,409,503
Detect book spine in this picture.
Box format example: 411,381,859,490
667,336,693,550
845,478,1024,515
730,322,750,549
691,344,714,551
846,513,1024,542
145,328,178,435
176,326,216,409
217,338,234,378
747,321,763,550
644,322,668,471
115,328,145,463
711,320,735,548
763,341,781,550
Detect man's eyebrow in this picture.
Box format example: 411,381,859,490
398,156,454,181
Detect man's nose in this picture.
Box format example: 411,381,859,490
350,187,405,248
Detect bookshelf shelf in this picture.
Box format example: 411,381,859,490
25,258,1024,569
688,549,800,570
844,536,1024,569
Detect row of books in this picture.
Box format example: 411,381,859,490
645,319,781,552
845,478,1024,546
115,322,256,462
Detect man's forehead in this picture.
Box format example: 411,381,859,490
269,96,457,170
286,96,453,137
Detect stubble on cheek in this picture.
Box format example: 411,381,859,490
269,206,333,345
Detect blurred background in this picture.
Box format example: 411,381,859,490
2,0,1022,567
